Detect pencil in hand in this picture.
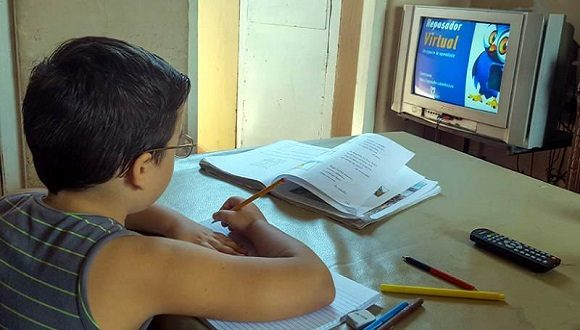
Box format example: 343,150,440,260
231,178,286,211
212,179,286,223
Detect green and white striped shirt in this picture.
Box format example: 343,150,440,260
0,193,138,329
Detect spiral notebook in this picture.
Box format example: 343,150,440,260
204,272,380,330
200,220,381,330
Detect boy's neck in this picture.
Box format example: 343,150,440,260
44,185,129,225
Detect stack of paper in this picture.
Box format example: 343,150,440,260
200,133,441,229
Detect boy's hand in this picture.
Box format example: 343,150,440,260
125,205,248,256
212,196,268,233
168,220,247,256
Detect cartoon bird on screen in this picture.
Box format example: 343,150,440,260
468,24,509,109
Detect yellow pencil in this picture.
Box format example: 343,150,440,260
232,178,286,211
380,284,505,301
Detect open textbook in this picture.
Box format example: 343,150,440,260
200,133,440,229
200,220,381,330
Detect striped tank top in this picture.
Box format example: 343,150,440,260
0,193,139,329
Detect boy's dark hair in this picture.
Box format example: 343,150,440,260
23,36,190,194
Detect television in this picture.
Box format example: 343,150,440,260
391,5,577,149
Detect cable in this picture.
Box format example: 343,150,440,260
555,147,568,185
530,152,535,178
435,114,442,143
545,147,569,186
546,149,555,183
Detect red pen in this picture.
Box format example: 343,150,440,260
402,256,477,290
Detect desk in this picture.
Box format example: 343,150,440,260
158,132,580,329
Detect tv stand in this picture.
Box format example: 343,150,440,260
399,112,573,155
508,131,573,154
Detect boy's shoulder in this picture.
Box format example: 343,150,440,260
0,191,124,227
0,192,146,329
1,191,45,216
0,192,151,264
0,190,36,203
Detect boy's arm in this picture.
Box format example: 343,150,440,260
87,198,335,327
125,204,245,255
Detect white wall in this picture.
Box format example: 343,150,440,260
12,0,189,187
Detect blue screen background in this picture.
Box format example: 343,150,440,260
413,18,510,114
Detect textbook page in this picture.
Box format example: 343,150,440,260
200,140,329,186
368,180,441,220
276,134,414,209
274,165,424,216
356,165,425,214
205,272,380,330
273,178,440,228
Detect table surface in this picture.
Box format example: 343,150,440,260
158,131,580,329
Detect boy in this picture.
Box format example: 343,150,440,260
0,37,335,329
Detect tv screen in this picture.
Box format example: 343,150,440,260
413,17,510,114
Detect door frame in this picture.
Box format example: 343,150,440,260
351,0,387,134
187,0,198,148
0,0,24,194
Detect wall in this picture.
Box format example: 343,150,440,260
13,0,189,187
375,0,580,186
332,0,364,137
197,0,239,153
333,0,389,138
473,0,580,42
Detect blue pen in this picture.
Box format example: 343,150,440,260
362,301,409,330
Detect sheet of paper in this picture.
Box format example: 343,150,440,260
279,134,414,208
356,166,425,215
271,179,441,229
201,140,329,186
367,180,441,220
274,166,424,216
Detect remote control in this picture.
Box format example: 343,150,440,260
470,228,561,273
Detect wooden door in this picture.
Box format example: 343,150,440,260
236,0,342,147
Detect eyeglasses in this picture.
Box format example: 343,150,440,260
146,133,195,159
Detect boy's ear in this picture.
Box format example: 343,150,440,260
126,152,154,189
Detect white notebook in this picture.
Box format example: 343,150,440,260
204,272,380,330
200,220,380,330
